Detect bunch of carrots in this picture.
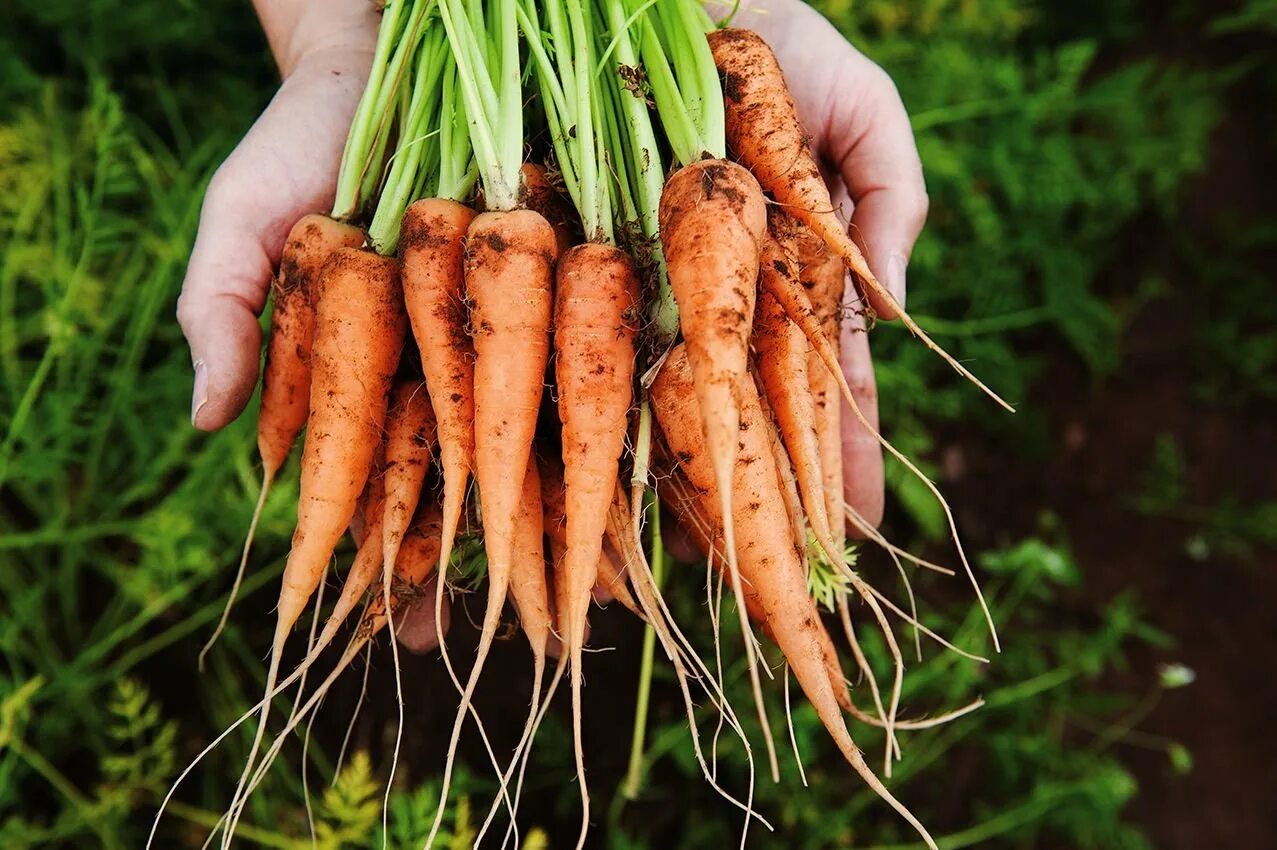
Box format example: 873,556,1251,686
156,0,1013,847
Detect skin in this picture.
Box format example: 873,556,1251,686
178,0,927,639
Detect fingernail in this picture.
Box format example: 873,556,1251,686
190,359,208,426
886,252,908,309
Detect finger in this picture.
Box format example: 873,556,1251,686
839,305,885,532
824,60,929,319
178,56,369,431
177,173,273,431
394,573,451,654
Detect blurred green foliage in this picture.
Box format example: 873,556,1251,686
0,0,1268,847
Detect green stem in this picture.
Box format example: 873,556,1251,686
332,0,408,218
623,488,664,798
367,28,450,253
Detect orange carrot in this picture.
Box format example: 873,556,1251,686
753,222,837,560
381,376,436,576
226,247,405,843
520,163,580,259
432,208,556,834
793,222,848,544
200,214,364,669
400,199,477,584
708,27,1010,412
651,344,937,849
552,242,640,844
659,159,778,777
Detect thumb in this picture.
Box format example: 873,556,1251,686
176,168,277,431
823,62,929,320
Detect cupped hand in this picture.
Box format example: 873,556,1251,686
714,0,930,529
178,8,376,432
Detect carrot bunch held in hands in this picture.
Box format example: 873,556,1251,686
163,1,1010,848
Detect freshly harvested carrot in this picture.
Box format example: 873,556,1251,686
753,224,837,560
652,344,937,849
520,163,580,258
545,460,643,619
793,222,848,544
708,27,1010,413
553,242,640,838
659,159,776,777
659,159,766,561
199,214,364,669
399,198,477,582
381,377,436,576
228,247,405,841
753,372,810,559
432,208,556,837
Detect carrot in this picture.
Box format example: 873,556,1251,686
519,162,580,258
545,460,644,620
226,247,405,845
753,221,838,561
381,376,437,576
793,222,848,544
400,199,477,584
707,27,1011,413
659,158,780,779
475,458,561,845
652,344,937,849
199,214,364,669
552,242,640,846
431,208,556,840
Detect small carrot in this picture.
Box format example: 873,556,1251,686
431,208,556,839
227,247,405,843
708,27,1011,413
753,221,838,562
553,242,640,842
651,344,937,849
199,214,364,669
792,221,848,544
400,198,477,585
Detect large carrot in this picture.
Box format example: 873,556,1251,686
753,221,838,561
199,214,364,669
651,344,937,849
707,27,1011,413
226,247,405,844
659,157,778,778
553,242,639,846
519,162,580,258
430,208,556,841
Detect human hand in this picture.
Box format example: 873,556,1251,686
712,0,930,529
178,0,378,432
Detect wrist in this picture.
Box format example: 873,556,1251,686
257,0,379,78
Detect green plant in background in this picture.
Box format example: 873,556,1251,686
0,0,1266,846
